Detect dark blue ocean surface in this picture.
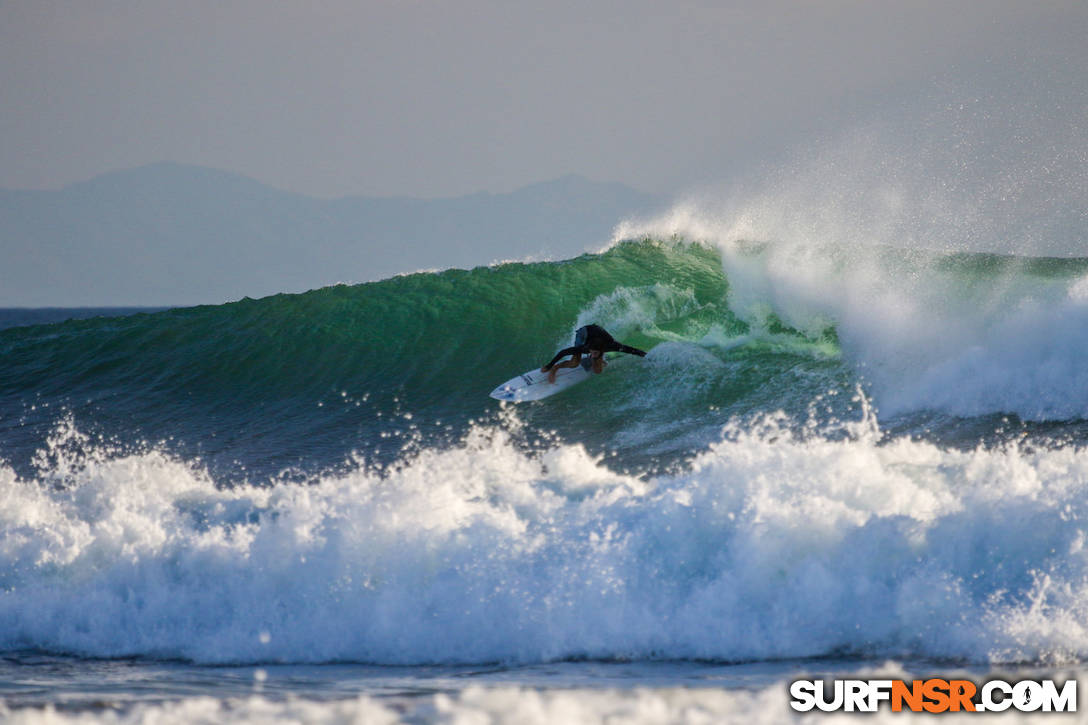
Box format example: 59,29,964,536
0,307,168,331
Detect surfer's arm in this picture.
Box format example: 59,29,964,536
616,344,647,357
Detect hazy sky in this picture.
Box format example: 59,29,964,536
2,1,1085,199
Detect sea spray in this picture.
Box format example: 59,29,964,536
609,231,1088,422
3,408,1088,665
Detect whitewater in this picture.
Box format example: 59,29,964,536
4,195,1088,719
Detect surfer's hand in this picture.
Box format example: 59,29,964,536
540,364,551,373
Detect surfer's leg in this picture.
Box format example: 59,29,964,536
548,354,581,383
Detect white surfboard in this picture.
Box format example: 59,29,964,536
489,359,594,402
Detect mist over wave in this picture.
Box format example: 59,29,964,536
614,129,1088,423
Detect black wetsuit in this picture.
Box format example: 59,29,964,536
543,324,647,370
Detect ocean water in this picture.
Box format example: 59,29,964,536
4,228,1088,721
0,309,167,331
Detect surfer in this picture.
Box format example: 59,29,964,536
541,324,647,383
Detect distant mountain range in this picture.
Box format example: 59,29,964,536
0,163,666,306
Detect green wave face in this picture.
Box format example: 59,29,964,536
4,238,1088,480
0,240,765,477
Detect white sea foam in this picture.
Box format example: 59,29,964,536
2,676,1081,724
3,415,1088,665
